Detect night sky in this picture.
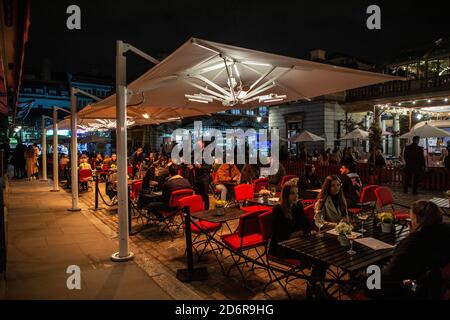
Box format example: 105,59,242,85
24,0,450,80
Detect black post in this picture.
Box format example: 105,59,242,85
94,175,99,209
90,174,102,211
176,206,208,282
128,184,132,233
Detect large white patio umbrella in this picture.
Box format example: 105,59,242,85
400,122,450,166
289,130,325,163
81,38,403,262
340,128,369,140
78,38,403,121
289,130,325,143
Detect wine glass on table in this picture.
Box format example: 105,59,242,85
357,212,370,234
346,233,359,255
315,215,325,237
270,186,277,198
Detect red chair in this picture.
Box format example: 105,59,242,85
234,184,272,213
210,172,221,199
130,180,143,202
348,184,379,215
279,175,297,189
374,186,410,221
158,188,194,239
253,177,269,193
178,195,222,261
127,166,133,178
258,210,308,299
79,169,93,190
303,204,316,229
220,209,269,284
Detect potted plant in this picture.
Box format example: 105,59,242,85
335,221,353,246
258,188,271,198
377,212,394,233
215,200,226,216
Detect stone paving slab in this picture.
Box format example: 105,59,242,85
0,180,174,300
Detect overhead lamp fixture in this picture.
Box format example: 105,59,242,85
398,103,402,106
413,101,416,104
445,98,449,102
257,116,262,123
185,94,214,104
427,99,432,103
258,94,287,103
142,113,150,119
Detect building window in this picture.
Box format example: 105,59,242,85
48,90,57,96
36,88,44,94
407,63,417,79
418,60,427,78
287,122,302,156
231,109,241,115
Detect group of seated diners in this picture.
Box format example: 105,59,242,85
268,174,450,300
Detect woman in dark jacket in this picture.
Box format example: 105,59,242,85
298,164,322,200
269,178,311,259
368,200,450,299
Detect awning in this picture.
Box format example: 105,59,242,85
78,38,404,121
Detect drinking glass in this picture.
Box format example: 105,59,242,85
357,212,369,233
346,233,359,255
315,217,325,237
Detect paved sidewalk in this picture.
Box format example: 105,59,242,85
0,179,175,300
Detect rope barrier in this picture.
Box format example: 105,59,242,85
97,185,118,207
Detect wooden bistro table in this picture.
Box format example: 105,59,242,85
177,207,246,282
429,197,450,216
278,217,409,299
246,196,280,207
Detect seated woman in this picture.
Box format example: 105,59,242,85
298,164,322,199
314,175,348,226
367,200,450,300
269,179,311,259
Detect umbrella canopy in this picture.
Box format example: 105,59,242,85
289,130,325,143
400,123,450,139
340,128,369,140
78,37,403,121
79,135,110,144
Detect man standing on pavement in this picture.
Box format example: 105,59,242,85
403,136,426,195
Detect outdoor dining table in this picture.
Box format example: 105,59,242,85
429,197,450,216
191,207,245,224
278,217,409,298
246,196,280,207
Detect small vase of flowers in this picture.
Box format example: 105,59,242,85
335,221,353,246
259,189,271,198
215,200,226,216
377,212,394,233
